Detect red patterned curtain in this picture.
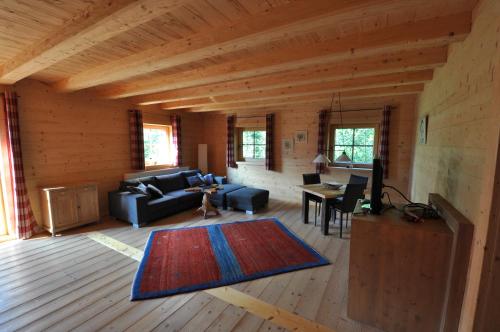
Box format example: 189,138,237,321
129,109,145,170
226,115,237,168
316,110,328,174
265,114,274,171
3,91,38,239
379,105,391,179
170,114,182,166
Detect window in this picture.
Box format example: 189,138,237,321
143,124,173,167
238,129,266,161
331,125,377,167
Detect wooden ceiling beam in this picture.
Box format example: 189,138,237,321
0,0,190,84
177,84,424,112
160,70,432,109
54,0,397,92
213,94,418,114
134,46,446,105
104,12,470,99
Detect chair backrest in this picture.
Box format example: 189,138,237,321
340,183,365,212
303,173,321,185
349,174,369,189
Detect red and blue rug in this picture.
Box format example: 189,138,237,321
131,218,329,300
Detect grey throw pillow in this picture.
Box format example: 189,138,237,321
146,184,163,199
127,183,150,197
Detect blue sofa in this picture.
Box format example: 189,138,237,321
108,169,245,228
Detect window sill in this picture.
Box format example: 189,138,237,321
236,160,265,166
327,166,373,172
145,164,176,171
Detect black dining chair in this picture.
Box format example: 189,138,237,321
302,173,322,226
330,183,365,238
349,174,369,188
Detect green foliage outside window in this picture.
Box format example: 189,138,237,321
333,127,375,164
242,130,266,159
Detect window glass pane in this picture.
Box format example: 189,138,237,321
242,145,254,158
254,131,266,144
334,146,353,160
144,126,171,166
354,128,375,146
353,146,373,163
335,128,354,145
242,131,254,144
254,145,265,159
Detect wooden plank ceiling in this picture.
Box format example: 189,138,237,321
0,0,476,112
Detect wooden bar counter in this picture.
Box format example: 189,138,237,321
348,208,453,332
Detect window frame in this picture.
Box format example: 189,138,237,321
328,123,379,169
236,127,267,162
143,123,174,169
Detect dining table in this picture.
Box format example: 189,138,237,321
298,183,344,235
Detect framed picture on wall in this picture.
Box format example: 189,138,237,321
294,130,308,144
282,138,293,155
419,115,428,144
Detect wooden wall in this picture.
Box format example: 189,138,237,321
201,95,417,203
410,0,500,330
8,79,202,223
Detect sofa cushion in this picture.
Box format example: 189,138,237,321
155,173,186,193
166,189,203,205
146,195,178,213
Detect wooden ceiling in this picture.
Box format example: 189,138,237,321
0,0,476,112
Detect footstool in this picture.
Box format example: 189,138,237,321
226,187,269,214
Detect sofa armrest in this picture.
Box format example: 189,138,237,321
214,176,228,185
108,191,149,227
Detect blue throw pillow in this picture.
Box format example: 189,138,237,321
186,175,204,187
203,173,214,185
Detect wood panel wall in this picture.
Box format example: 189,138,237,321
8,79,202,223
201,95,417,203
410,0,500,330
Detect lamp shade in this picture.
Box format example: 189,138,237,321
313,153,331,164
335,151,352,163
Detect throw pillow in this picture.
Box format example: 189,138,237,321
127,183,150,197
146,184,163,199
186,175,204,187
203,173,214,185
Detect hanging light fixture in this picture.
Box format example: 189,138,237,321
335,92,352,165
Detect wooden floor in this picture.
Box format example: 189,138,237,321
0,200,383,332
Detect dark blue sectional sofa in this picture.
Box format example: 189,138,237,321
108,169,245,228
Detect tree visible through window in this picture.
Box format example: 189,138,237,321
333,127,376,165
143,124,173,167
240,129,266,160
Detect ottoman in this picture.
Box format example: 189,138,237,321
226,187,269,214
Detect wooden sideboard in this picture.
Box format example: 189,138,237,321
40,183,100,236
348,208,453,332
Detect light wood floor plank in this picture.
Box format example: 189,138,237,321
0,199,379,332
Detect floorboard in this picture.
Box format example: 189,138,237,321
0,199,382,332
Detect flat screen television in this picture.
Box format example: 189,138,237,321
370,158,384,214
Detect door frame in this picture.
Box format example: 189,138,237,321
474,132,500,331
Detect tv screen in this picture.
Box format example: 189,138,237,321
371,158,383,214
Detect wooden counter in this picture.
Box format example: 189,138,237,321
348,208,453,332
